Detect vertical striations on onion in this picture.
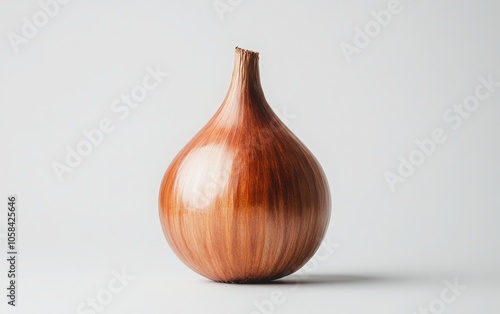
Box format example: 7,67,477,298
158,47,331,283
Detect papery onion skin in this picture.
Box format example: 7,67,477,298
159,47,331,283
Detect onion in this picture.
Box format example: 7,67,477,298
159,47,331,283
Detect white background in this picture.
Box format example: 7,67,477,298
1,0,499,313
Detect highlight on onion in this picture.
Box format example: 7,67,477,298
159,47,331,283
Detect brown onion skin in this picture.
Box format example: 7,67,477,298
159,48,331,283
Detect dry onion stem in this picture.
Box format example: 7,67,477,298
159,47,331,283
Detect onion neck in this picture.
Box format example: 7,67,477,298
217,47,275,128
231,48,262,92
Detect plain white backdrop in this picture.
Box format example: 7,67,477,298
1,0,499,313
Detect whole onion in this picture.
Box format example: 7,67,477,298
159,47,331,283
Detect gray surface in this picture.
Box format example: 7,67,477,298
1,0,499,313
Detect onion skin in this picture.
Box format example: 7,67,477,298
159,48,331,283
